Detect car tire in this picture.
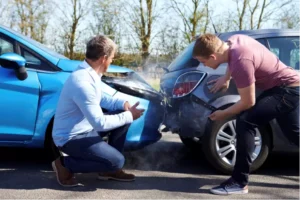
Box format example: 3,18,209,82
179,135,201,150
202,118,271,174
44,120,61,160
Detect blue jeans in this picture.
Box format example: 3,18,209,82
60,123,130,173
232,86,299,186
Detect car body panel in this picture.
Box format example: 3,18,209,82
0,68,39,141
57,58,133,73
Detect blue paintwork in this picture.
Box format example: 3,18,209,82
0,53,27,67
57,59,133,73
0,25,162,150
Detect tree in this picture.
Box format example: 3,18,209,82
125,0,159,70
232,0,293,30
275,3,300,29
56,0,90,59
169,0,210,44
90,0,122,40
10,0,52,43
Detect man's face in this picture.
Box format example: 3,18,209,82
103,50,115,72
194,54,220,69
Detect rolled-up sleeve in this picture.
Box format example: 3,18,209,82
72,81,133,132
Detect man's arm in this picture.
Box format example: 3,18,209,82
224,65,231,80
100,91,128,111
209,59,256,121
72,81,133,132
224,83,256,116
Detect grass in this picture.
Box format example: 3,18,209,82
146,78,160,91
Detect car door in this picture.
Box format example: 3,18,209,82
0,34,39,141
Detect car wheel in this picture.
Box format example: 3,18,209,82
202,118,271,174
44,120,61,160
179,135,201,150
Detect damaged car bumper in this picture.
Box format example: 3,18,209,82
161,94,215,138
102,71,165,150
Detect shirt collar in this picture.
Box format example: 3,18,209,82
78,60,103,81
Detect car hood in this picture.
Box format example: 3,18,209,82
57,59,133,73
57,58,163,103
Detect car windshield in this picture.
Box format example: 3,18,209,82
167,41,200,72
1,26,68,59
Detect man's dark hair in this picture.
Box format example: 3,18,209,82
85,35,116,61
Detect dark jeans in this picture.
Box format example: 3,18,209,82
232,86,299,186
60,124,130,173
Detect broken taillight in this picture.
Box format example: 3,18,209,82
172,72,206,98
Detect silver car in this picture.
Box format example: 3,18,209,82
160,29,299,174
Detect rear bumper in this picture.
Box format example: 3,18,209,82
162,95,212,138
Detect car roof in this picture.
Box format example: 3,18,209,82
217,29,299,40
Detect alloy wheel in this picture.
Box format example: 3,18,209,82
215,120,262,166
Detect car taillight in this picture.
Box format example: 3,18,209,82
172,72,206,98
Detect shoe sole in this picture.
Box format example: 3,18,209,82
210,188,248,195
52,161,80,187
97,176,135,182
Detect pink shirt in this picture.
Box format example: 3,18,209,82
228,34,299,90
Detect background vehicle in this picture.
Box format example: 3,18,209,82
0,25,164,157
160,29,299,174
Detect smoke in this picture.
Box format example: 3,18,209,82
124,135,185,171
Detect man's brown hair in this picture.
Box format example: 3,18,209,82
192,33,222,58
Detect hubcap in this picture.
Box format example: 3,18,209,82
215,120,262,166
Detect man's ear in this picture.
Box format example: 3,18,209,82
210,54,217,60
98,55,106,64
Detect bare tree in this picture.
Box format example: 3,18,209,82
90,0,122,40
275,3,300,29
232,0,293,30
125,0,158,70
0,0,11,25
157,23,184,60
56,0,90,59
10,0,52,43
234,0,249,30
169,0,210,43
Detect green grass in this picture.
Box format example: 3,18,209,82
147,78,160,91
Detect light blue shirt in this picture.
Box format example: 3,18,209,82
52,60,133,147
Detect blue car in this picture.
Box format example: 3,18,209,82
0,25,164,156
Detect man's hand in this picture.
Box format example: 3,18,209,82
124,101,131,111
129,102,145,120
209,110,230,121
208,75,230,93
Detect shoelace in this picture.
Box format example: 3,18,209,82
221,178,238,188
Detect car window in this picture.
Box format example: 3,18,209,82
267,37,299,69
167,41,200,72
21,47,52,71
0,37,14,55
23,50,42,65
256,38,267,47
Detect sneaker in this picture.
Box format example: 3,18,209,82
210,177,248,195
52,157,80,187
98,169,135,182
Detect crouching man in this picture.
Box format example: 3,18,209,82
51,35,144,187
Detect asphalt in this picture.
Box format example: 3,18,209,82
0,134,298,199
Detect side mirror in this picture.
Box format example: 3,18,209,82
0,53,28,80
